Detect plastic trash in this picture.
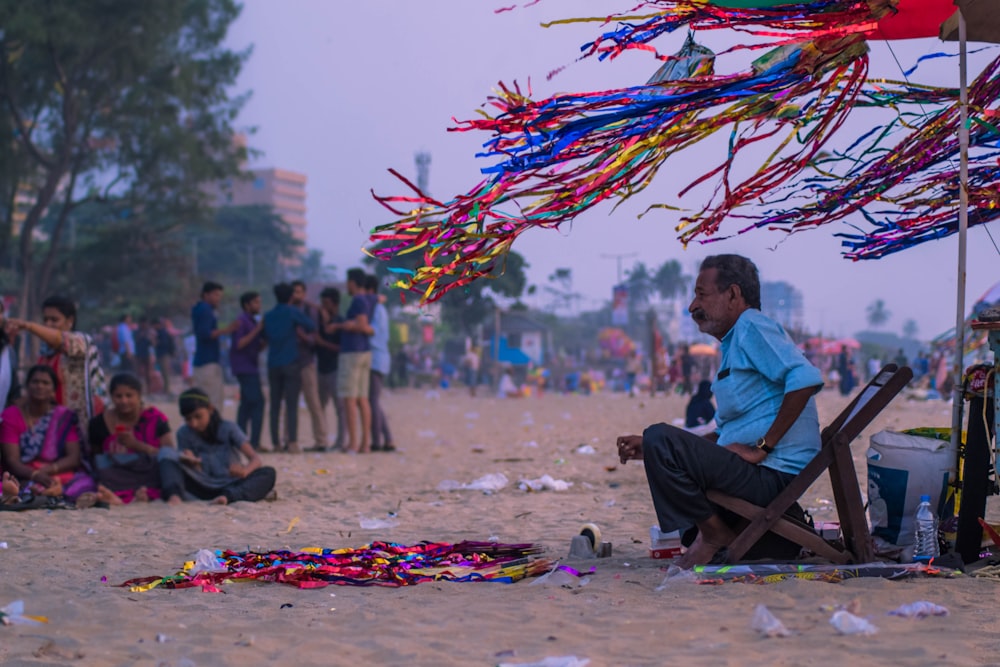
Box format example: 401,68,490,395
0,600,46,626
751,604,792,638
519,475,572,492
830,610,878,635
189,549,228,574
437,473,509,494
574,444,596,455
888,601,949,618
359,516,400,530
498,657,590,667
654,565,697,590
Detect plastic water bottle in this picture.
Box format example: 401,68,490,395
912,495,939,563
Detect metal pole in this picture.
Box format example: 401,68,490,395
247,244,253,285
950,11,969,455
192,237,199,276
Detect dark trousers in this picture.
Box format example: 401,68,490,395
236,373,265,449
369,370,393,448
641,423,794,532
160,459,276,503
268,363,301,448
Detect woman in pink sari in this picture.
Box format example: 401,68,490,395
0,365,95,502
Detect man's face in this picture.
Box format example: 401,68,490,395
204,289,223,308
292,284,306,304
688,268,742,340
248,296,262,315
346,279,358,295
321,297,338,314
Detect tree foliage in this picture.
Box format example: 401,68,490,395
0,0,248,315
866,299,891,330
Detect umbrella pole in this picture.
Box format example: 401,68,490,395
950,11,969,455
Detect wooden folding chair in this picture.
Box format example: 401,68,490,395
706,364,914,564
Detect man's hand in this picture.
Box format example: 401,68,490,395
229,462,249,479
724,443,767,465
616,435,644,464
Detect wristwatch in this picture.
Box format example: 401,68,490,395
755,437,774,454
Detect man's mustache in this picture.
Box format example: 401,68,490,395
691,309,707,322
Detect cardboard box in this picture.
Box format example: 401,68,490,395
649,544,684,559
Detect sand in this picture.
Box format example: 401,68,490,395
1,387,998,667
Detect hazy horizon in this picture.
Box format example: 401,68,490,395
227,1,1000,341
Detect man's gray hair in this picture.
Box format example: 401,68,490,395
700,254,761,310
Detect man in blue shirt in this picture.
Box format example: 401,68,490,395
617,255,823,568
328,268,373,453
191,281,236,413
366,274,394,452
116,314,135,372
263,282,316,453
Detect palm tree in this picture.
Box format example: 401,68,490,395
626,261,654,306
903,319,919,340
866,299,891,329
653,259,689,301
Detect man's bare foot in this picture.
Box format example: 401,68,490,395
211,495,228,505
675,517,736,569
286,442,301,454
166,494,183,506
134,487,150,503
75,492,98,509
1,472,19,503
96,484,125,506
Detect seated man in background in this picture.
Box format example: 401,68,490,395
616,254,823,568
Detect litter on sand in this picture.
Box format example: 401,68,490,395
888,601,949,618
438,473,509,494
750,604,791,638
498,656,590,667
830,610,879,635
518,475,572,492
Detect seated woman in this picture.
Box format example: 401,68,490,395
0,365,96,502
88,373,172,504
160,388,275,505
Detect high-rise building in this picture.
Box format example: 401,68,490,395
215,167,308,248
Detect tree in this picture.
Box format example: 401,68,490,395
0,0,248,316
653,259,689,301
903,319,919,340
866,299,891,329
296,248,337,286
544,267,581,314
439,252,530,335
625,261,654,307
39,202,301,327
196,205,302,287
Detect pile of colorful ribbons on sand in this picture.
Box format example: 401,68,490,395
119,541,551,592
370,0,1000,302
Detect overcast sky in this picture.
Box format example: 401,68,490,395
227,1,1000,340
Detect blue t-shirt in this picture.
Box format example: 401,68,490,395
713,309,823,475
191,301,220,367
340,295,371,354
263,303,316,368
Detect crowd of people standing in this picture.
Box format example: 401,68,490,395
0,265,393,508
191,268,395,455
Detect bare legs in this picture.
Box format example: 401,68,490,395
343,397,372,453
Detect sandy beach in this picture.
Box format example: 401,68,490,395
1,387,998,667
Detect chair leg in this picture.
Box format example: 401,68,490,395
830,442,874,563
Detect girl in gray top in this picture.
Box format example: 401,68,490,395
159,389,275,504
